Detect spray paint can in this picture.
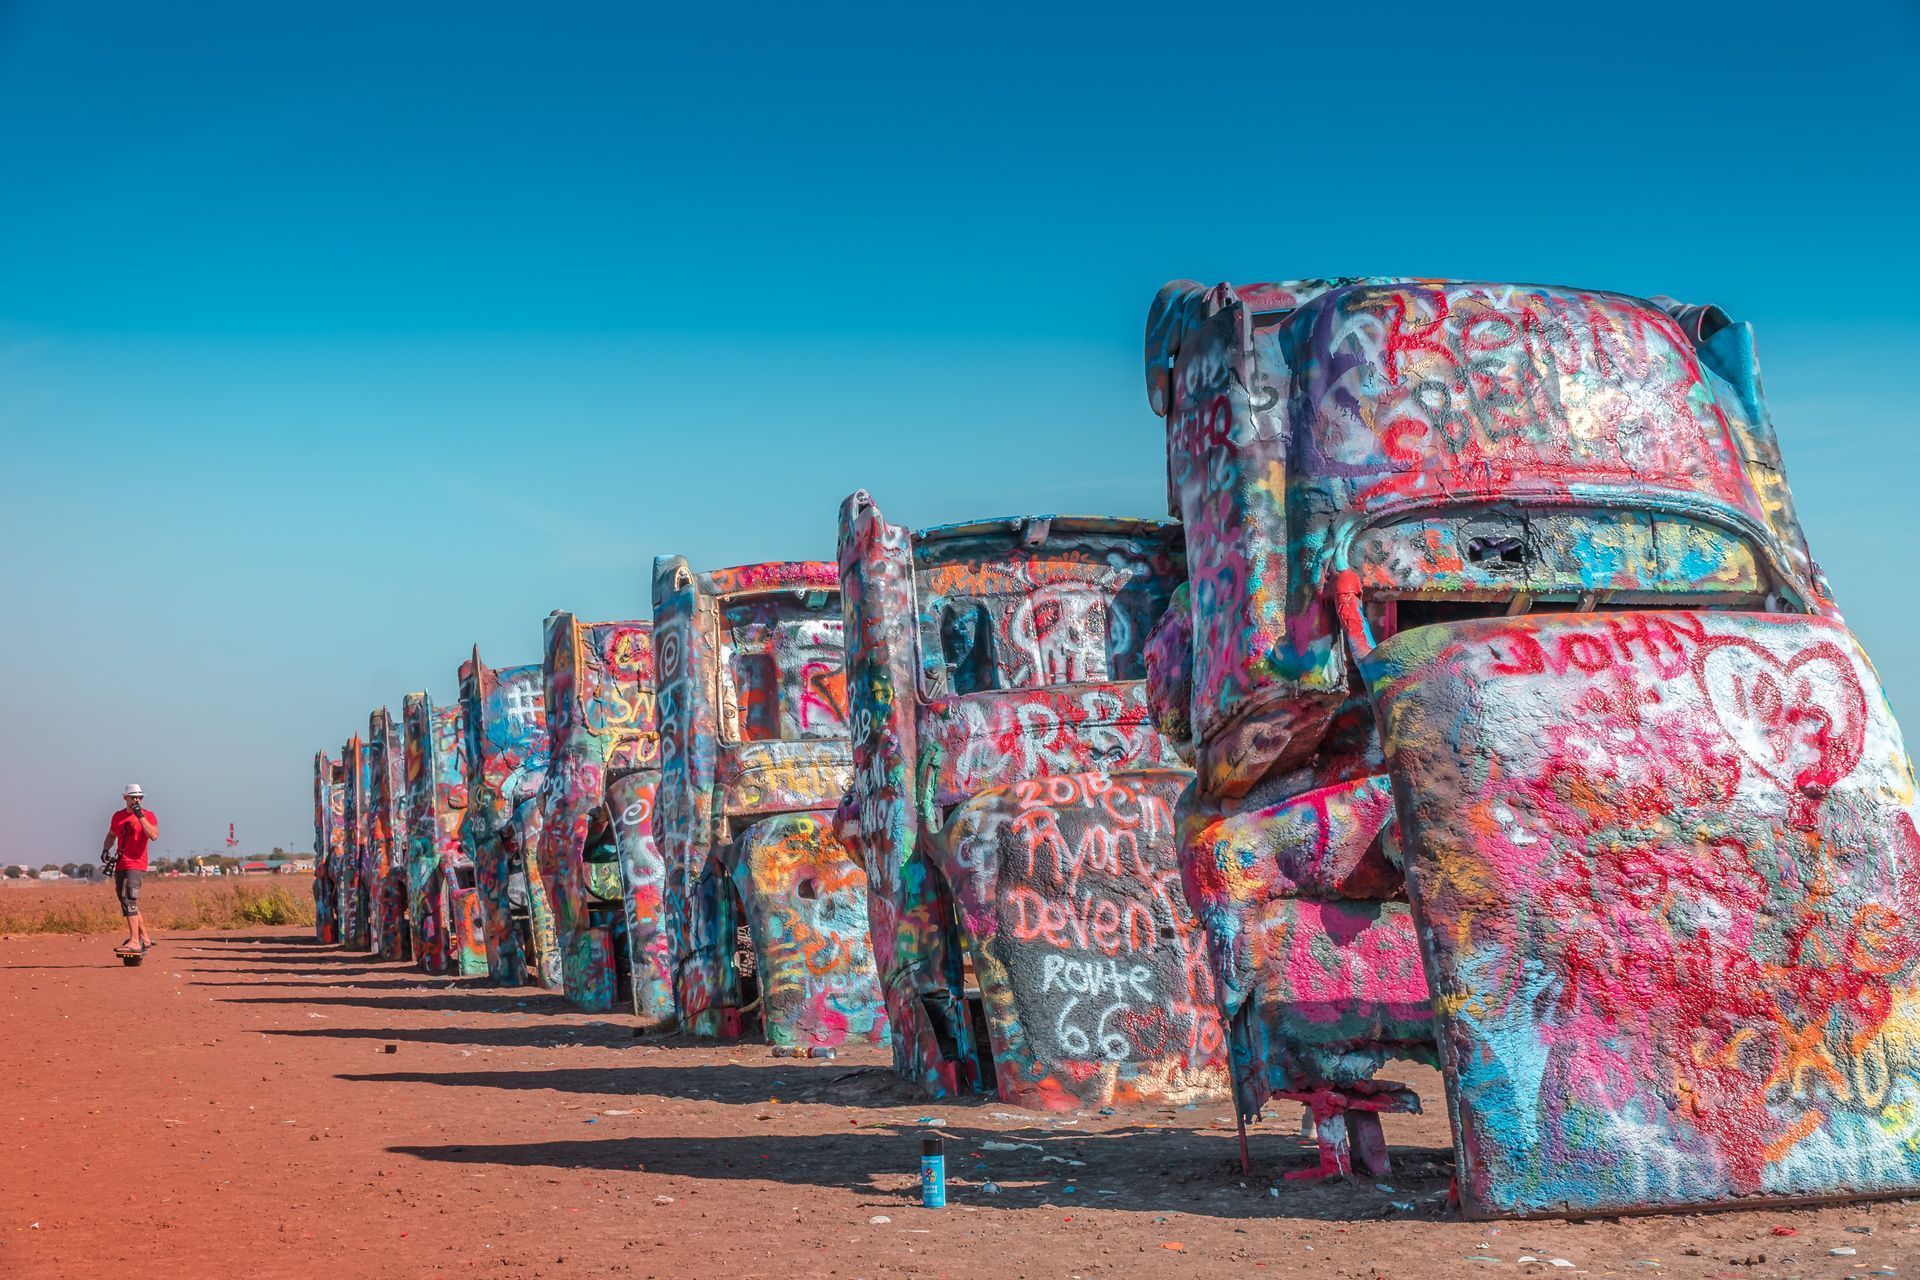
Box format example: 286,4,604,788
920,1134,946,1208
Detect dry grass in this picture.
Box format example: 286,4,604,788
0,874,316,936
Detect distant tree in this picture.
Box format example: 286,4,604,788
40,864,58,874
3,865,23,879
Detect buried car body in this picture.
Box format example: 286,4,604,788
1143,277,1920,1212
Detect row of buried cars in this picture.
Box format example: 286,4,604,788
312,279,1920,1220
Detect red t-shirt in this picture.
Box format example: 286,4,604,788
108,808,158,871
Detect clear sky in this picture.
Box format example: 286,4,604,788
2,1,1916,862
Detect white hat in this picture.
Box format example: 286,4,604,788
123,784,144,797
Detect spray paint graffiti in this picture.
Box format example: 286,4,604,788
1145,277,1916,1207
339,735,374,951
458,650,553,987
607,766,669,1020
838,496,1226,1109
311,753,343,945
1366,610,1920,1216
533,614,672,1017
653,555,886,1053
403,694,470,974
367,708,412,962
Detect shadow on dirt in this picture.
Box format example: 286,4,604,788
1,964,113,970
387,1126,1453,1221
191,934,336,946
339,1063,925,1107
184,948,381,963
190,990,483,997
222,992,577,1015
263,1023,639,1050
183,964,406,978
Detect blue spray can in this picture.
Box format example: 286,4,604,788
920,1134,946,1208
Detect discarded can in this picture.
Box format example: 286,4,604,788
919,1135,945,1208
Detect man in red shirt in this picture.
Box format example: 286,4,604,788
102,784,159,951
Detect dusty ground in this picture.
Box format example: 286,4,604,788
4,928,1916,1279
0,873,314,932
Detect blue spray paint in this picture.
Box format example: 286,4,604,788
919,1135,945,1208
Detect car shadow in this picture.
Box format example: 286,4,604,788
192,990,487,997
184,947,380,962
221,992,578,1015
387,1125,1454,1221
183,964,404,978
338,1063,924,1107
263,1023,637,1050
190,934,334,945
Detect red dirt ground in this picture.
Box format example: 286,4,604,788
5,928,1915,1279
0,873,315,933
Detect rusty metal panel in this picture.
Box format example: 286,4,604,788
533,614,670,1018
654,555,886,1053
838,493,1225,1109
458,650,552,986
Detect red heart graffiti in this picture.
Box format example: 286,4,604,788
1695,635,1867,802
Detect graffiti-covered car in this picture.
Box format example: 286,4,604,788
367,707,412,962
403,692,477,975
312,752,344,945
1145,278,1920,1213
534,613,672,1017
654,556,887,1054
838,495,1228,1109
458,650,556,987
339,734,374,950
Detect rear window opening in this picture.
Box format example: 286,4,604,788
1382,592,1766,638
1389,599,1511,632
1465,535,1527,567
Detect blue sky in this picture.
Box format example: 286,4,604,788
2,1,1916,860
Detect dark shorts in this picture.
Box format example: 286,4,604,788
114,869,144,916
